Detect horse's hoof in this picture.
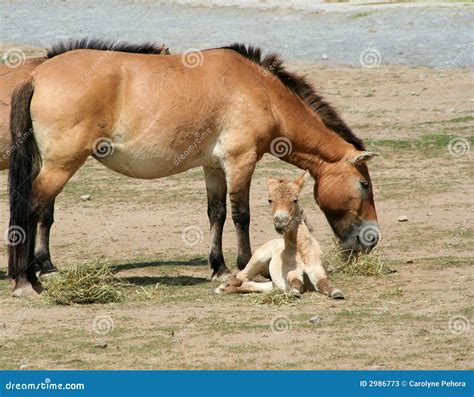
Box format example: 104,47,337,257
38,268,58,279
11,279,43,298
35,259,58,278
330,289,345,300
209,287,222,295
211,267,232,281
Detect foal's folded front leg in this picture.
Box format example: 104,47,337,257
213,239,283,294
235,239,283,282
305,262,344,299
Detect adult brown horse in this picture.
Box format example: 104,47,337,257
8,42,379,296
1,39,169,277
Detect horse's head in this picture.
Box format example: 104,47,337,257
314,151,379,254
267,171,307,234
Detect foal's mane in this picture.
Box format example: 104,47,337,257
222,43,365,151
46,38,170,59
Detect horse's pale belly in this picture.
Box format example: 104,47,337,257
96,136,212,179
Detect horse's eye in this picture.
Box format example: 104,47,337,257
360,181,369,190
293,199,298,204
268,199,273,204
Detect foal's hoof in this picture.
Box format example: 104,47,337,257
330,289,345,300
289,288,302,299
211,266,232,281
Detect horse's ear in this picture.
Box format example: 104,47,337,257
349,151,378,166
295,170,309,190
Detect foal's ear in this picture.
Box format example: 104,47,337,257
349,151,378,166
267,178,280,191
295,170,310,190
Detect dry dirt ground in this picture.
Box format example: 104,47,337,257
0,52,472,369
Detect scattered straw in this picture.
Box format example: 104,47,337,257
246,289,299,306
323,245,393,276
43,262,126,305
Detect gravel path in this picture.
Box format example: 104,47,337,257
1,1,473,66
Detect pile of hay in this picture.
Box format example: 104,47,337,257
323,246,393,276
247,289,299,306
43,262,126,305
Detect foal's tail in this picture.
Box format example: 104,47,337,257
8,80,40,280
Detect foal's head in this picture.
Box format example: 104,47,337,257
314,151,379,254
267,172,307,234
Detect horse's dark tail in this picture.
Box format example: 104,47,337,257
8,80,40,282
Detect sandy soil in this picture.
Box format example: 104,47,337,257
0,61,472,370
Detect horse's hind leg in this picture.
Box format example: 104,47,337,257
203,166,231,279
34,198,58,276
12,163,85,296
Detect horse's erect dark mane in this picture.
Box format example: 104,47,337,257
222,43,365,151
46,38,170,59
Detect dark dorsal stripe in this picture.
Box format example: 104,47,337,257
46,38,170,59
222,43,365,151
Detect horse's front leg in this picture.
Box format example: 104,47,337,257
34,198,58,276
226,155,256,270
204,166,231,279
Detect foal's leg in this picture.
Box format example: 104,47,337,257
305,262,344,299
225,156,256,270
215,280,273,294
203,166,231,279
236,239,283,282
286,268,305,297
34,198,58,276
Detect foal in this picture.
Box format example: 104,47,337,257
215,172,343,299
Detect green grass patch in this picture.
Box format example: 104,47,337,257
367,133,474,151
